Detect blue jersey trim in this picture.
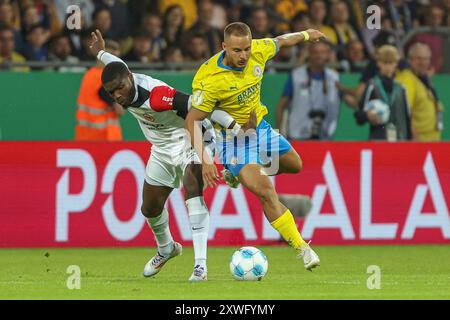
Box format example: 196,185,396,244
217,51,244,72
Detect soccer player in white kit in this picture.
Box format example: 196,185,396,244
89,30,242,282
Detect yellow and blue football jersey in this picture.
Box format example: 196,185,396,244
191,38,278,126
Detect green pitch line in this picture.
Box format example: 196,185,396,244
0,245,449,300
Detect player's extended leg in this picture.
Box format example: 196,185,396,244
183,163,210,282
238,164,320,271
141,182,182,277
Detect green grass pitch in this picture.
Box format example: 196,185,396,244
0,245,449,300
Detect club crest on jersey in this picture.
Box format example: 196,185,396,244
193,90,204,106
143,113,155,122
253,65,263,77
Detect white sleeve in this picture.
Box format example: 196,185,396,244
211,109,235,128
97,50,128,68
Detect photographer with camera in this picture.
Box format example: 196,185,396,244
276,40,346,140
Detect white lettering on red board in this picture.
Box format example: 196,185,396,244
402,152,450,239
55,149,450,242
56,149,96,242
302,152,355,239
360,150,398,239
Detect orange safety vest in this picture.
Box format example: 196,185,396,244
75,67,122,141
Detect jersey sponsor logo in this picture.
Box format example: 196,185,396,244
143,113,155,122
253,65,263,77
141,119,164,130
237,82,261,105
193,90,204,106
146,123,164,130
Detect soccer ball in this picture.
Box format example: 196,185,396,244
229,246,268,281
364,99,390,124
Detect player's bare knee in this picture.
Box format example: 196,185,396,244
184,181,202,199
255,185,277,205
183,165,203,199
141,202,164,218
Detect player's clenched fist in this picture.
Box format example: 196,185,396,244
241,110,258,132
304,29,327,42
89,29,105,56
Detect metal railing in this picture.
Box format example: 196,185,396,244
0,60,371,73
0,60,313,72
1,27,450,73
399,26,450,48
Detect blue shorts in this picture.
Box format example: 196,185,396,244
216,119,292,177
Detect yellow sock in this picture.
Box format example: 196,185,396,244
270,209,308,250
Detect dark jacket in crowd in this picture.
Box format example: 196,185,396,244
355,75,412,140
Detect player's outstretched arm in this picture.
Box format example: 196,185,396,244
185,108,219,188
275,29,326,49
149,91,237,126
89,29,128,67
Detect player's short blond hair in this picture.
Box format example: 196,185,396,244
224,22,252,39
376,45,400,63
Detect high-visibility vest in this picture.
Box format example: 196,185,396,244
75,67,122,141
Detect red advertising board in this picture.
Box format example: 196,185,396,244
1,141,449,247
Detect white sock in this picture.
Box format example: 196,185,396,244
146,208,174,257
186,196,209,272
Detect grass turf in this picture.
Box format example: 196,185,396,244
0,245,449,300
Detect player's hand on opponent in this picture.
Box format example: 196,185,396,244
304,29,327,42
241,110,258,132
89,29,105,56
202,163,220,188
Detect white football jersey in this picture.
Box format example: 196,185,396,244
97,51,217,158
127,73,187,153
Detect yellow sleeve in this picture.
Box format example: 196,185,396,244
396,72,416,111
191,89,217,113
252,38,278,63
192,67,218,113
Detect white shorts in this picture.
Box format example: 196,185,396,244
145,138,216,189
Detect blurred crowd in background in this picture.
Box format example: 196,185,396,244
0,0,448,143
0,0,450,72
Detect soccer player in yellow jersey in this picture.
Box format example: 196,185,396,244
185,22,326,271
